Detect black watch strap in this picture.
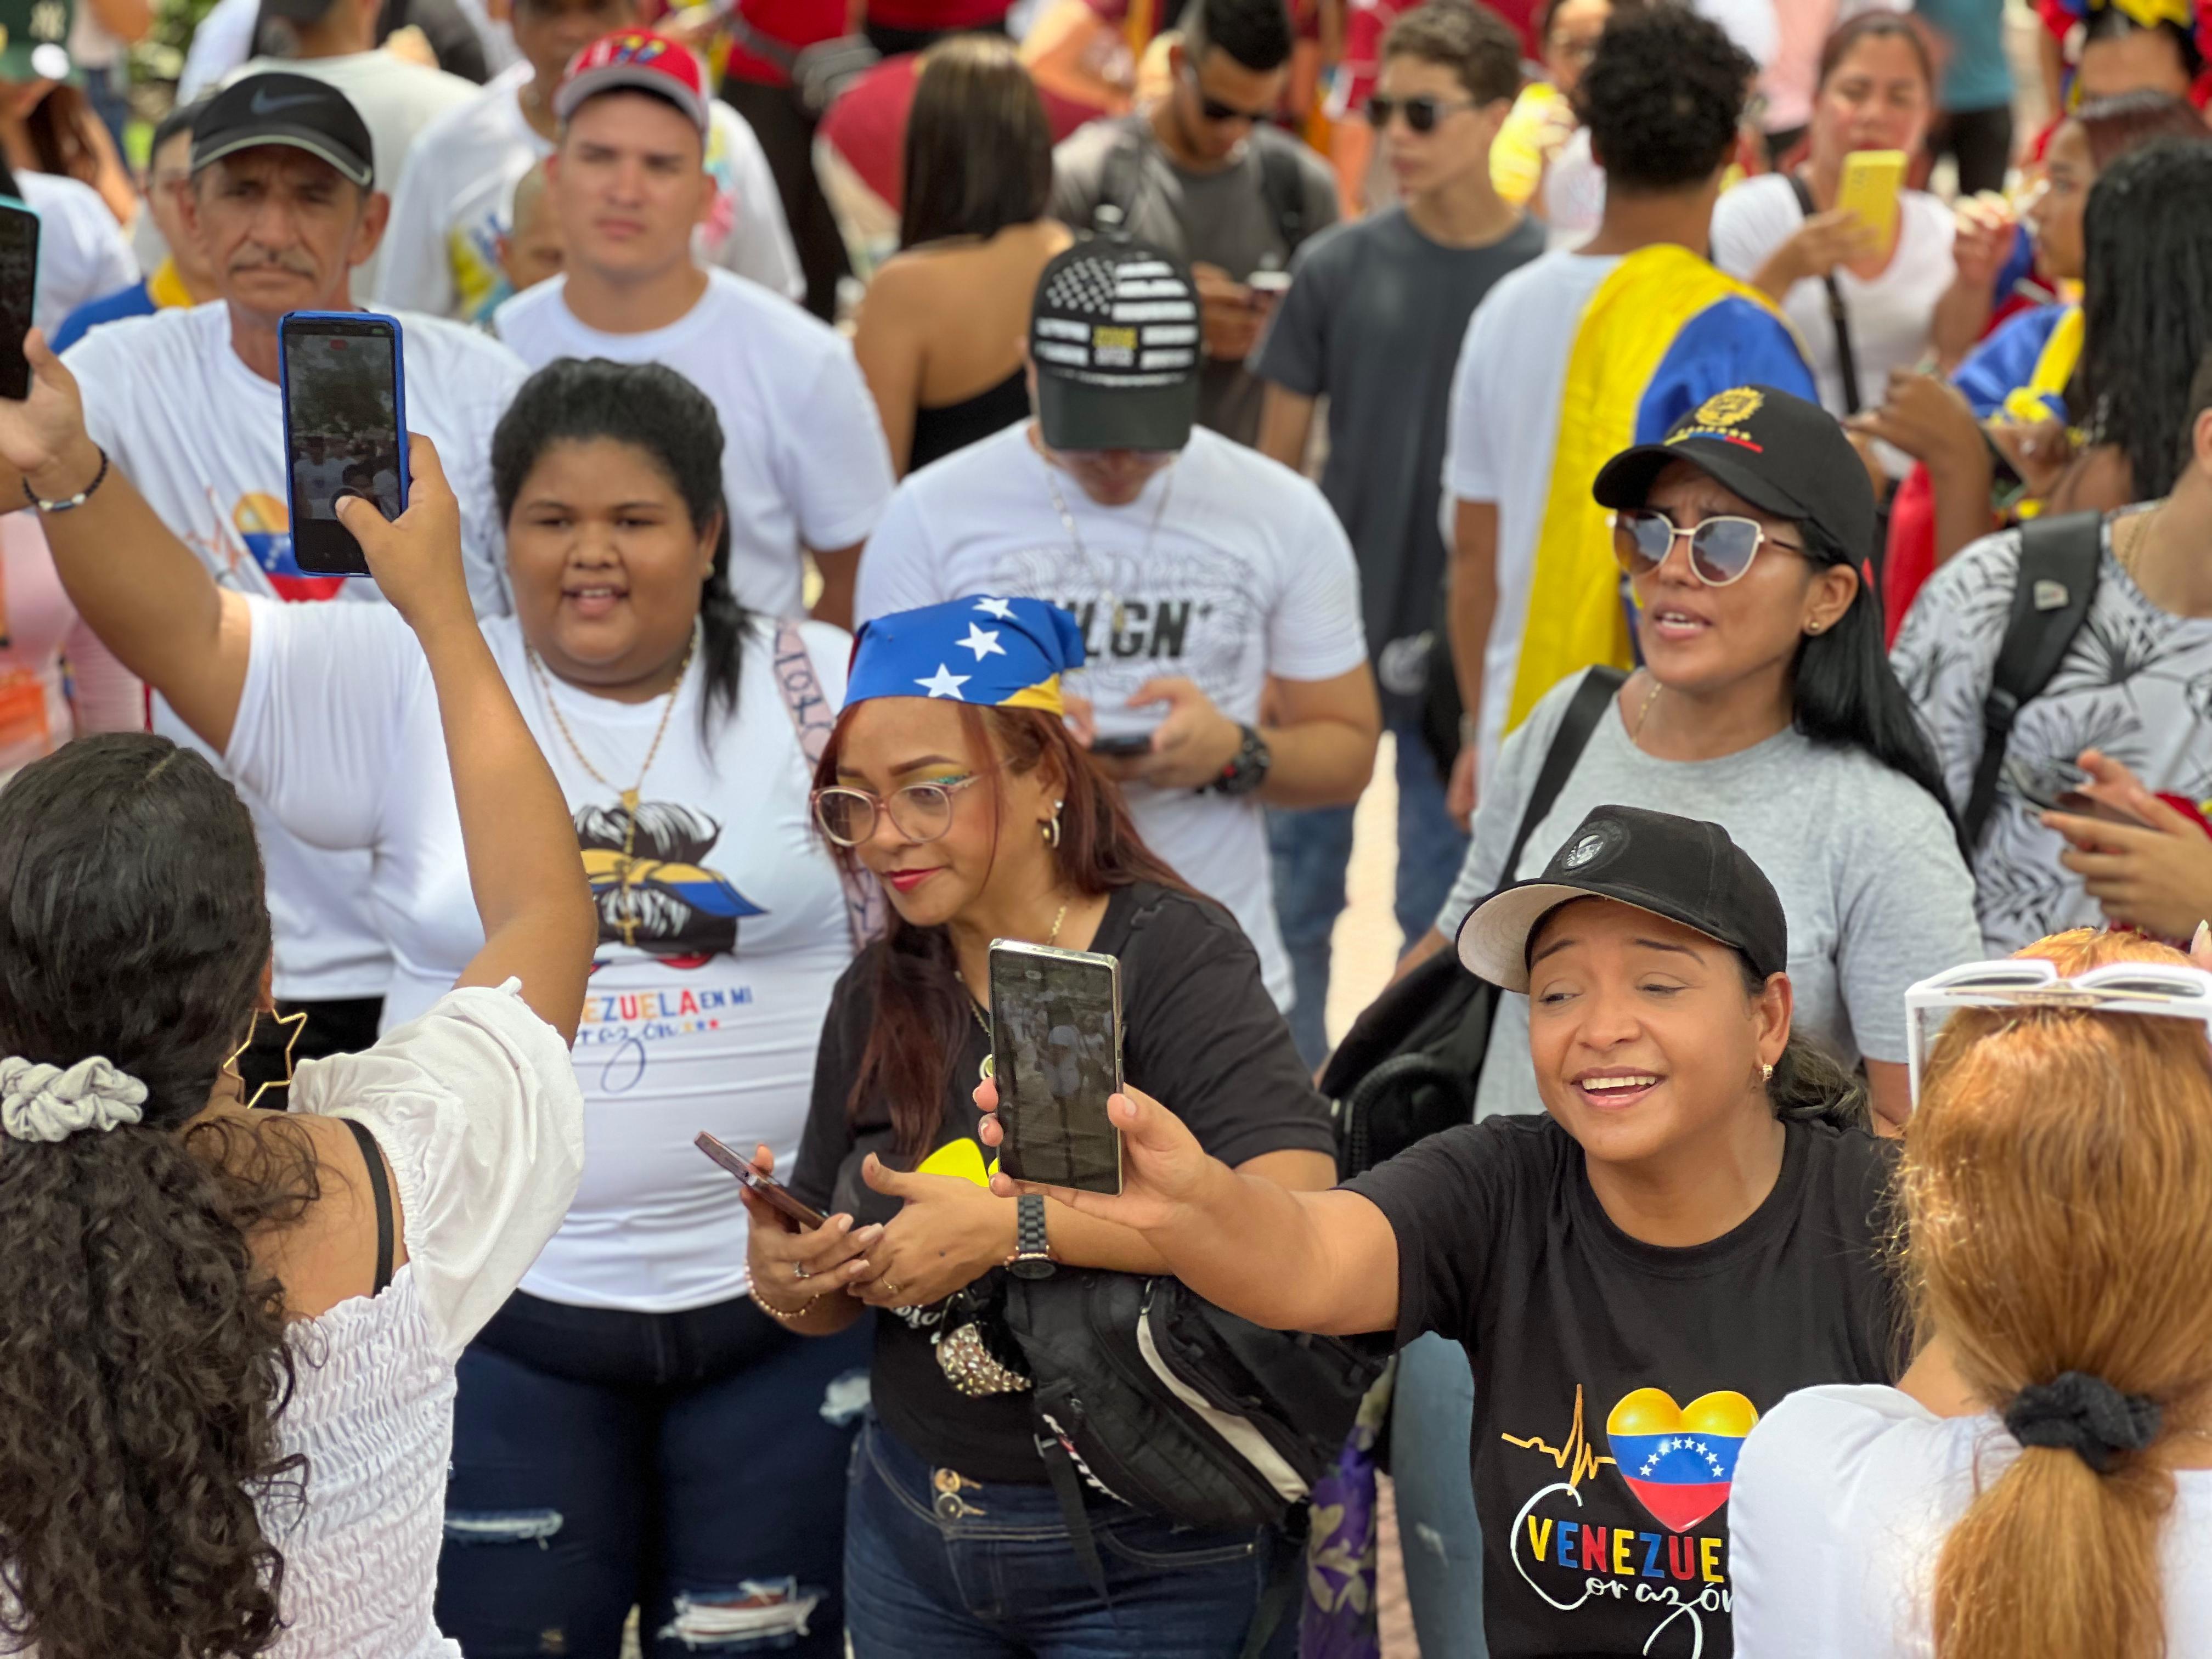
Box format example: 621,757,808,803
1206,723,1271,797
1008,1193,1056,1277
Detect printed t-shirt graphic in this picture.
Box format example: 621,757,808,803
1444,244,1816,785
576,799,765,962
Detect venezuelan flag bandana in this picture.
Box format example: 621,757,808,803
846,596,1086,715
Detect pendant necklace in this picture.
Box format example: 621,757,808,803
527,629,697,946
970,901,1068,1084
1041,458,1176,642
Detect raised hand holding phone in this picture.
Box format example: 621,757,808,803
0,329,98,498
0,200,40,402
976,1072,1222,1235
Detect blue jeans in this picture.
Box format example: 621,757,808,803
1269,707,1470,1067
1392,1335,1487,1657
844,1415,1294,1658
434,1290,872,1657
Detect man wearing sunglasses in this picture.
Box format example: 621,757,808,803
1048,0,1338,447
1250,0,1542,1068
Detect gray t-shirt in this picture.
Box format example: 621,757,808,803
1050,116,1339,446
1436,670,1984,1120
1250,206,1545,662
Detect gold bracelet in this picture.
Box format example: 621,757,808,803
749,1287,820,1324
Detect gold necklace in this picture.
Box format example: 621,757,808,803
526,632,697,947
970,901,1069,1082
1632,675,1663,742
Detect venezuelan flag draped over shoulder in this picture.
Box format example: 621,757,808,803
1504,245,1814,735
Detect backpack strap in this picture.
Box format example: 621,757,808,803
1786,172,1860,415
1096,125,1150,241
1256,139,1310,261
772,620,886,954
1961,510,2103,851
1497,666,1628,891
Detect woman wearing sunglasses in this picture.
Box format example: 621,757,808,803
1410,382,1978,1133
744,595,1339,1657
1731,927,2212,1658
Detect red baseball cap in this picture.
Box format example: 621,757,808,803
554,31,711,133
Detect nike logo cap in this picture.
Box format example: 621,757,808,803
190,71,376,189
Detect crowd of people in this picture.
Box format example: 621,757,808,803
0,0,2210,1653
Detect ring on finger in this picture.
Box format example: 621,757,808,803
793,1262,811,1281
884,1280,904,1300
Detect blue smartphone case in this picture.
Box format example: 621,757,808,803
275,309,411,579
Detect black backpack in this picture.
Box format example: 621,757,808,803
1958,508,2103,851
1322,667,1624,1177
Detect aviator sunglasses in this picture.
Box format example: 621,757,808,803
1364,93,1479,132
1611,507,1810,588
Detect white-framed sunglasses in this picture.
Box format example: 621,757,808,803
1904,957,2212,1105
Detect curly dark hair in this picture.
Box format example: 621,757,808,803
1577,4,1754,194
2076,138,2212,499
0,735,314,1659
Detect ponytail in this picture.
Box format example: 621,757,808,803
0,737,313,1659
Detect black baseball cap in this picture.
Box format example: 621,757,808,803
1592,385,1876,564
191,72,376,190
1456,804,1788,992
1030,240,1201,453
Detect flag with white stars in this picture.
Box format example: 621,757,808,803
846,596,1087,714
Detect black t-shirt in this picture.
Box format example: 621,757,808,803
789,880,1336,1483
1345,1114,1901,1659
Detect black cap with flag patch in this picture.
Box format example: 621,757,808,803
1030,240,1201,453
1456,804,1788,992
1592,384,1876,566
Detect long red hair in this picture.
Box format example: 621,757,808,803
812,702,1188,1160
1908,928,2212,1659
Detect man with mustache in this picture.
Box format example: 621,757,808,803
36,71,529,1080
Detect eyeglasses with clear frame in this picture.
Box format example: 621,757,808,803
811,774,985,847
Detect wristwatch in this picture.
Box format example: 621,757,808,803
1205,724,1272,797
1007,1194,1057,1279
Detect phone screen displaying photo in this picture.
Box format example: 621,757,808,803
990,943,1124,1195
0,203,41,402
280,314,407,577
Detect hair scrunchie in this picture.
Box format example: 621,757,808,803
2003,1370,2163,1474
0,1055,149,1144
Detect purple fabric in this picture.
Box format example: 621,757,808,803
1300,1419,1383,1659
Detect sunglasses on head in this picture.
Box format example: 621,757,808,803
1364,93,1478,132
1610,507,1809,587
1182,65,1273,124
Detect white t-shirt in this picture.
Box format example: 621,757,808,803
376,66,804,321
178,0,258,100
225,50,482,300
228,605,858,1312
1443,249,1621,785
494,269,894,618
1711,173,1956,424
1731,1384,2212,1657
854,422,1370,1011
64,301,528,1000
18,170,137,337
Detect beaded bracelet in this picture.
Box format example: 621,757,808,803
748,1287,820,1325
21,445,110,514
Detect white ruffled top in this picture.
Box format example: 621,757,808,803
268,979,584,1659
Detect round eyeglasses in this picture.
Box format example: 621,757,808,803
811,775,983,847
1611,508,1809,588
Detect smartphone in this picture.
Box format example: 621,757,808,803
2003,756,2151,826
277,311,410,578
695,1131,828,1230
1837,149,1908,247
989,940,1125,1195
1088,733,1155,758
0,200,41,402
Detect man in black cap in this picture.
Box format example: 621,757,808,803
854,238,1381,1017
0,70,530,1086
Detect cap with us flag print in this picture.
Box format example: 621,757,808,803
1029,240,1201,454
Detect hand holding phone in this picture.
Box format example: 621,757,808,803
989,940,1125,1195
697,1130,830,1229
1087,732,1155,758
279,311,411,577
1837,149,1907,247
0,199,40,402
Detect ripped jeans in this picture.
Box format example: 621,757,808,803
434,1289,873,1658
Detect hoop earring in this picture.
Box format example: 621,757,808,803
220,1009,309,1112
1042,799,1064,850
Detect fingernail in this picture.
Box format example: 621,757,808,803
834,1215,853,1234
856,1224,883,1243
2193,921,2208,955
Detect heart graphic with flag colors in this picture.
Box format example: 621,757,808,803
1604,1387,1758,1532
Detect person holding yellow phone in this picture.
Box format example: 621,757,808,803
1711,12,1955,432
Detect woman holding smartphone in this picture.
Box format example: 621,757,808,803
0,342,867,1658
979,802,1906,1659
744,595,1339,1657
0,426,595,1656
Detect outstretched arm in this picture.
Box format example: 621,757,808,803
977,1077,1401,1336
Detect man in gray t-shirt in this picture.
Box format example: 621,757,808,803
1049,0,1336,447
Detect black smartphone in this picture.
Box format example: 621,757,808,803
989,939,1124,1195
695,1131,828,1230
278,311,410,578
1087,733,1155,758
0,200,41,402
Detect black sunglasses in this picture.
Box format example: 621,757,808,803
1182,65,1273,124
1365,93,1478,132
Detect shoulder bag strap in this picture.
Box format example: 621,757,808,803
1786,173,1861,415
1096,125,1148,240
1961,511,2103,850
1498,667,1628,887
1256,140,1310,259
772,620,886,954
340,1116,395,1297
